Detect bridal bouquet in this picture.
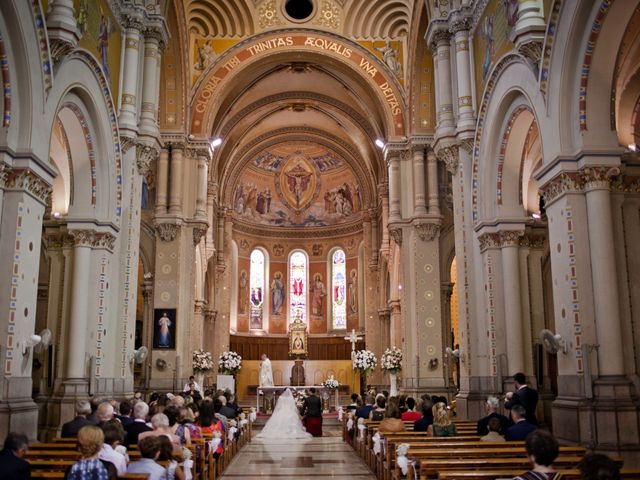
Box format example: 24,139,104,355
323,376,340,389
381,346,403,374
192,350,214,372
353,349,377,375
218,351,242,375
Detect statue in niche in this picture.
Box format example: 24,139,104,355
310,273,326,316
239,270,249,315
349,269,358,314
375,41,402,78
271,272,285,315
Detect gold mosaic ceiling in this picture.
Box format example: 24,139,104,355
186,0,415,39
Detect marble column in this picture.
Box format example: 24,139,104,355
368,207,379,268
451,20,475,131
141,281,153,390
45,0,79,53
118,15,143,133
584,176,624,375
500,231,526,375
412,145,428,216
387,150,402,224
378,183,390,258
206,182,218,260
139,28,162,137
155,148,169,215
195,155,208,220
216,207,226,267
168,145,184,216
427,149,440,216
431,30,455,136
65,231,94,380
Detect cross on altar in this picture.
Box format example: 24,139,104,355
344,329,363,355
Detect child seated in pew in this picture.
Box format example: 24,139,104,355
426,402,457,437
513,429,560,480
158,435,185,480
126,436,166,480
480,417,506,442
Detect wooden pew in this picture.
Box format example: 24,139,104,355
435,468,640,480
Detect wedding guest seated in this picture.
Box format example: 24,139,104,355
66,425,116,480
401,397,421,422
355,395,375,419
158,435,185,480
226,391,242,417
170,395,186,409
138,413,182,454
0,432,30,480
513,429,560,480
480,417,506,442
477,396,511,435
427,402,457,437
165,406,191,446
96,402,116,426
127,436,166,480
378,397,405,433
125,401,152,447
505,404,537,441
414,397,434,432
578,453,621,480
197,401,224,459
61,400,93,438
218,395,237,420
99,421,127,475
117,400,134,429
178,407,202,442
369,395,386,421
347,393,361,410
398,395,407,414
86,398,102,425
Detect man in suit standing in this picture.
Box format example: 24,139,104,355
504,372,539,425
0,432,30,479
301,388,323,437
61,400,93,438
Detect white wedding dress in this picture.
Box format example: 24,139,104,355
256,388,312,439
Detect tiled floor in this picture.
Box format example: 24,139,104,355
220,436,376,479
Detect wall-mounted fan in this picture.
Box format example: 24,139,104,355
133,346,148,364
22,328,53,355
540,329,567,354
445,347,460,359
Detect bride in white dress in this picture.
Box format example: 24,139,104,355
256,388,312,439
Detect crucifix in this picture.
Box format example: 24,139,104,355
344,329,363,359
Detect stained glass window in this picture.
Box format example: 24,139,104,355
289,250,307,322
249,249,265,330
332,249,347,329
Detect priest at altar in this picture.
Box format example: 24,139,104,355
259,354,274,387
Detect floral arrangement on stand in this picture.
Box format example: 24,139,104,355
218,351,242,375
323,376,340,389
192,350,214,372
353,349,377,375
380,347,403,374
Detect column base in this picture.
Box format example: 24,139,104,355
552,375,640,467
0,376,38,441
42,378,90,441
454,376,503,420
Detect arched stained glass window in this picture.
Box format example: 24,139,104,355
289,250,307,322
249,249,265,330
331,249,347,329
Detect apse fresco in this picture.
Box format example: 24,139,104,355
232,143,363,228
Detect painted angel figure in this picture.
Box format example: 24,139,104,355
375,41,402,77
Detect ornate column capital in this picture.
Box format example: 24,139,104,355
499,230,524,247
93,232,117,252
520,233,546,249
539,166,622,206
477,232,502,253
388,225,403,246
186,141,213,162
414,221,441,242
204,307,217,323
69,229,95,247
378,308,391,322
136,143,159,178
155,222,181,242
0,162,10,189
427,28,451,53
4,168,52,205
193,224,208,246
450,18,470,35
436,144,460,175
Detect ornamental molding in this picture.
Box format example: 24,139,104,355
69,229,95,247
120,135,136,154
193,224,207,246
517,41,543,67
5,168,52,205
477,232,501,252
93,232,117,252
136,143,159,177
232,217,363,239
458,137,475,154
389,225,403,246
414,221,441,242
186,141,213,160
0,163,9,189
378,308,391,322
499,230,524,247
204,307,217,323
540,166,622,205
429,28,451,52
436,144,460,175
155,222,181,242
450,18,470,35
49,38,75,64
520,233,546,249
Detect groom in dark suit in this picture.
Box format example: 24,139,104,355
505,372,539,425
301,388,323,437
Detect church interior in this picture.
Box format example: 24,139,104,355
1,0,640,477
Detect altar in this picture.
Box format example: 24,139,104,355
257,385,341,414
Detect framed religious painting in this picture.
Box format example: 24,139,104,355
153,309,176,349
288,314,308,357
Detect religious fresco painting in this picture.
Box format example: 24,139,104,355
153,309,176,350
233,142,363,227
73,0,122,101
473,0,516,98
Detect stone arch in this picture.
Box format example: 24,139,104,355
189,29,407,140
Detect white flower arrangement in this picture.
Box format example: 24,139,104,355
323,376,340,389
192,350,214,372
352,349,377,374
218,350,242,375
381,346,403,374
